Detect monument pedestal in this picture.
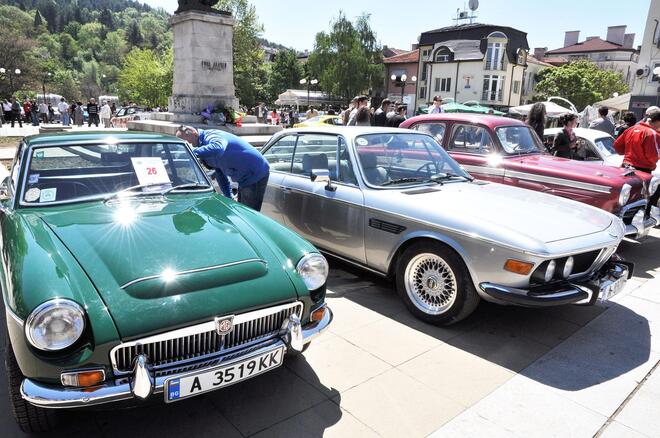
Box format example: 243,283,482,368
169,11,239,117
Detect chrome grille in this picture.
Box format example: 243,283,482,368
111,302,303,375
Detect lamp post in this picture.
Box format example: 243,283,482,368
42,72,52,103
0,68,21,95
391,73,417,111
300,77,318,108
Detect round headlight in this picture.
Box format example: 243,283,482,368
618,184,631,206
296,253,329,291
544,260,556,283
561,256,574,279
650,177,660,197
25,299,86,351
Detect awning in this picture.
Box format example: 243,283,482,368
508,101,575,117
275,89,345,106
593,93,631,112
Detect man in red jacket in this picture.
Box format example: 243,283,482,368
614,111,660,212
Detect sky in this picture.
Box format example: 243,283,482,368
142,0,651,53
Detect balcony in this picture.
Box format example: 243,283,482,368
484,59,507,71
482,90,503,102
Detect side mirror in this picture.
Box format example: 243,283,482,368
310,169,336,192
0,177,10,201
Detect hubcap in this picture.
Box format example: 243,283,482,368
404,253,458,315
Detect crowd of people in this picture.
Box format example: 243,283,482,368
0,97,118,128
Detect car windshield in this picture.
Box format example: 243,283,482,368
354,133,472,187
21,142,209,205
594,137,616,157
495,126,544,155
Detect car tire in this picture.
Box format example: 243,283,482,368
395,242,479,325
5,340,58,433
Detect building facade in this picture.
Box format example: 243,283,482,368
630,0,660,118
520,54,554,104
543,26,639,86
383,49,419,116
416,24,529,110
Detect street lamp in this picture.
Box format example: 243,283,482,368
300,77,318,107
0,67,21,95
42,72,52,103
391,74,417,108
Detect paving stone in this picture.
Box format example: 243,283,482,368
465,375,607,438
340,368,464,438
342,286,408,317
286,334,391,395
600,421,651,438
339,316,441,366
252,399,379,438
209,365,328,436
615,365,660,438
429,410,517,438
326,297,387,335
398,343,514,407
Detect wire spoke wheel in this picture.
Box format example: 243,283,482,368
404,253,458,315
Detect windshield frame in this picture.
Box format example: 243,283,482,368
495,125,545,156
353,132,473,190
593,136,615,158
17,139,213,208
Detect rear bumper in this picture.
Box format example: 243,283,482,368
480,261,632,308
21,305,332,409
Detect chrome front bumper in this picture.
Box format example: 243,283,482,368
623,205,659,239
479,261,632,307
21,305,332,409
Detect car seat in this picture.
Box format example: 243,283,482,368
302,154,329,176
359,153,388,185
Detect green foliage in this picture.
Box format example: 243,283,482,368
534,61,629,111
0,5,33,36
59,33,79,61
217,0,268,107
307,11,383,101
33,9,43,28
127,19,143,47
267,49,303,101
118,48,173,107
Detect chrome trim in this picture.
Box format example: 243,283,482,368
620,199,647,217
21,307,332,409
60,369,106,387
462,164,505,177
503,169,612,194
120,259,267,289
24,299,86,352
5,307,24,326
109,301,303,375
38,172,134,180
319,249,388,277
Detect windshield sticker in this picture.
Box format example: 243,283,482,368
39,188,57,203
28,174,40,185
131,157,171,186
35,151,44,159
24,188,41,202
356,138,369,146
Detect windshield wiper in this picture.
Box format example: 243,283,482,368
162,183,212,195
104,183,171,202
427,172,474,183
380,177,427,186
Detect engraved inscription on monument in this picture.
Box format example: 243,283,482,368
201,60,228,71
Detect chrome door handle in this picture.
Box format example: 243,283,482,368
280,186,292,193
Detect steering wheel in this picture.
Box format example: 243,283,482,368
416,161,441,176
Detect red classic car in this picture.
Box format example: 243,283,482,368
400,114,658,239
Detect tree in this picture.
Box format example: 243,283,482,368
118,48,173,107
534,61,629,111
37,0,58,33
99,8,115,30
100,31,127,66
217,0,267,107
59,33,79,62
33,9,43,28
307,11,383,101
127,20,143,47
266,49,303,101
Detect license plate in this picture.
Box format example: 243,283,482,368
600,276,626,301
165,346,285,403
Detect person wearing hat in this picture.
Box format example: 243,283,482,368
428,96,444,114
176,126,270,211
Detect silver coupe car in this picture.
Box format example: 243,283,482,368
260,127,633,325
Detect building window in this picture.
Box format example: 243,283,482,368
652,62,660,82
517,49,526,65
421,64,428,81
486,32,507,71
434,78,451,92
434,78,441,92
482,75,504,101
434,48,452,63
513,80,520,94
419,86,427,99
421,49,431,59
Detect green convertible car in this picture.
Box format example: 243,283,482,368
0,132,332,432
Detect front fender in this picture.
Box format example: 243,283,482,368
1,211,120,382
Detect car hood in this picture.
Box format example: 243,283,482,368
512,154,636,181
37,195,298,339
372,181,614,248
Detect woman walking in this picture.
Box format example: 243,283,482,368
74,101,84,126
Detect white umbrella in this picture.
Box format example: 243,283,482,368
509,101,576,117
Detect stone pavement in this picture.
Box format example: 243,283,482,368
0,230,658,437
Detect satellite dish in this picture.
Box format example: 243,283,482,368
469,0,479,11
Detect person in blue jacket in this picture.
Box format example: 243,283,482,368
176,126,270,211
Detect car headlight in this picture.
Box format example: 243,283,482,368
25,299,86,351
544,260,556,282
618,184,631,206
532,260,556,283
558,256,574,279
650,177,660,196
296,253,329,291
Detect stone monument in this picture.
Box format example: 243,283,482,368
169,0,239,121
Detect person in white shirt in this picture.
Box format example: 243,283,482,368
347,95,369,126
58,98,70,126
100,101,112,128
428,95,444,114
38,102,48,124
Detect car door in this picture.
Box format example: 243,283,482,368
446,123,504,183
261,134,299,224
280,133,366,264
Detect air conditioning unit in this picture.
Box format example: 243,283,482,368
636,66,650,78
